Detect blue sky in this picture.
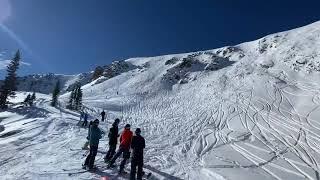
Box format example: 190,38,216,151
0,0,320,77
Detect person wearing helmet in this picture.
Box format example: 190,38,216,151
104,118,120,162
130,128,145,180
107,124,133,174
83,119,102,170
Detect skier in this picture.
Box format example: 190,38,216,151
107,124,133,174
80,111,84,121
82,112,88,127
130,128,145,180
101,110,106,122
83,119,102,170
82,121,93,150
104,118,120,162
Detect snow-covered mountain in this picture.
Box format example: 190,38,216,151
1,59,141,94
16,73,92,93
2,21,320,180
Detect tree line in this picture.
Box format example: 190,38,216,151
0,50,83,111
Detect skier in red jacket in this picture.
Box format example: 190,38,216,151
107,124,133,174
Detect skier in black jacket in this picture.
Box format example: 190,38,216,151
104,118,120,162
130,128,145,180
101,110,106,122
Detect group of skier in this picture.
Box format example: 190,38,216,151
81,110,105,126
82,111,146,180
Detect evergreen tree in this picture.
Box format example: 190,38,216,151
51,81,60,107
67,82,82,110
67,88,75,109
0,50,21,108
31,92,36,101
74,86,82,110
29,92,36,106
24,94,31,106
92,66,104,80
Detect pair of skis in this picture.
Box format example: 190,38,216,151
69,148,152,179
64,167,152,179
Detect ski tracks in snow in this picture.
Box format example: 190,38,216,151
110,76,320,179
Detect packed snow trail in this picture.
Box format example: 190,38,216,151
0,93,177,179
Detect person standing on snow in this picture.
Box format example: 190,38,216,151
82,121,93,150
107,124,133,174
101,110,106,122
130,128,145,180
83,119,102,170
79,111,84,126
82,112,88,127
80,111,84,121
104,118,120,162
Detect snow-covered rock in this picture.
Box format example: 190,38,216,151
103,60,138,79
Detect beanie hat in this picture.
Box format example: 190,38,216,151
135,128,141,134
94,119,99,124
125,124,130,129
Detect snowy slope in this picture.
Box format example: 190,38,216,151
2,21,320,180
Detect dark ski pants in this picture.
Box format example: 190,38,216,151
104,144,116,161
84,145,98,168
101,116,105,122
109,147,130,173
130,158,143,180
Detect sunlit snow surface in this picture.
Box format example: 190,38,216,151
2,21,320,179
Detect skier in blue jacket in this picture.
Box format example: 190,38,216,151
83,119,102,170
82,113,89,127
